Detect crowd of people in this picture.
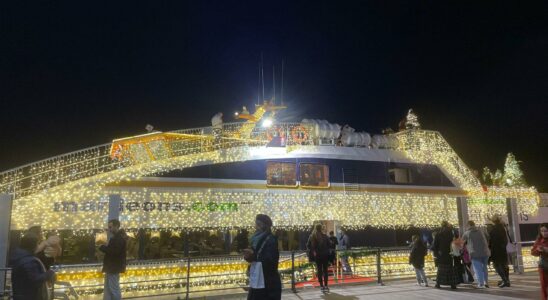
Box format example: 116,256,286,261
242,215,548,300
418,217,548,300
242,217,354,298
10,220,127,300
427,217,514,290
7,215,548,300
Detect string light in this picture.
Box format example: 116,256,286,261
0,123,540,296
0,125,537,230
53,247,538,296
395,129,540,223
12,189,465,230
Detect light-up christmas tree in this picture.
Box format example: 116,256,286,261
481,153,527,187
405,109,420,129
502,152,527,187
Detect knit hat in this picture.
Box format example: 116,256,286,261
255,214,273,227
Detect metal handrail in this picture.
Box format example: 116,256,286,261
3,243,539,299
0,122,310,199
0,121,267,176
0,267,11,298
0,122,229,176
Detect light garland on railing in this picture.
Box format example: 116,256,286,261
1,128,537,231
3,126,538,212
395,130,482,190
53,255,296,296
394,129,540,221
53,247,538,297
0,122,300,198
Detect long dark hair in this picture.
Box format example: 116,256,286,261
441,220,450,229
311,224,324,245
538,223,548,241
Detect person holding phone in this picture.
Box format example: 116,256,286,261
99,219,127,300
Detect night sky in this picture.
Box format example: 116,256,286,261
1,1,547,191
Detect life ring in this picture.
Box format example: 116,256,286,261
290,125,309,144
110,144,126,160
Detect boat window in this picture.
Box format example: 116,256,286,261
300,163,329,188
266,162,297,187
389,168,412,183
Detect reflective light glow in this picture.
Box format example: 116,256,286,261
261,118,273,128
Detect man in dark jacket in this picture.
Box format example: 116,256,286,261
489,216,510,287
10,233,56,300
243,214,281,300
99,219,127,300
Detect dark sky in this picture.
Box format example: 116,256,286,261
1,1,547,191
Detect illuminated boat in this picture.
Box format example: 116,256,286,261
0,102,540,297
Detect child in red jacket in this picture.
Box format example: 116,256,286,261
531,223,548,300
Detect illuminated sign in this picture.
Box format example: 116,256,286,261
53,200,238,213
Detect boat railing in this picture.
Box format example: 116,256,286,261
0,122,311,200
0,243,537,299
393,129,482,190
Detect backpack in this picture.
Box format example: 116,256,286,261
310,234,330,260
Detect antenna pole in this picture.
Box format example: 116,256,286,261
261,53,265,103
281,59,284,106
257,62,261,106
273,66,276,105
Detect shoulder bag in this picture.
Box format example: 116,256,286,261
249,235,271,289
505,227,517,254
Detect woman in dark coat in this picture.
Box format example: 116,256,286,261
409,234,428,286
309,224,331,292
10,233,56,300
431,221,458,289
489,216,510,287
244,214,282,300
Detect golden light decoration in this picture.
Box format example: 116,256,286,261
13,188,463,230
1,124,540,297
52,246,538,297
394,129,540,222
0,125,539,231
